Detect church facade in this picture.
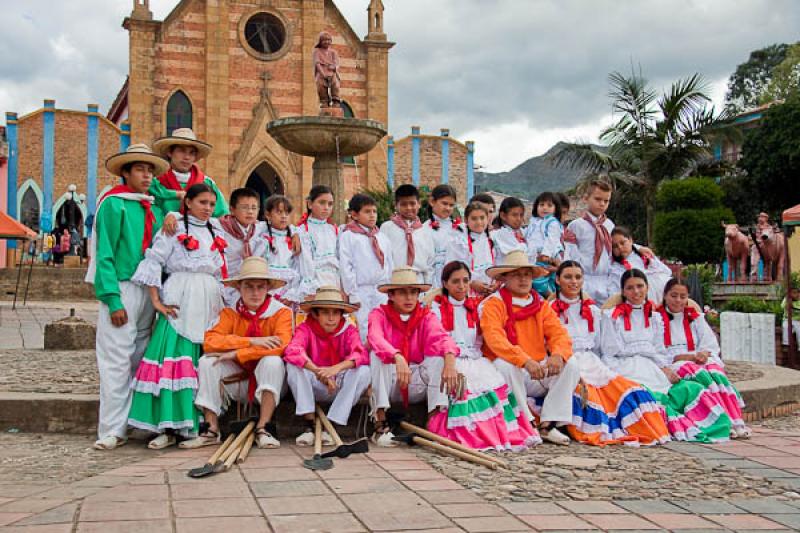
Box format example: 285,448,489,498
123,0,392,211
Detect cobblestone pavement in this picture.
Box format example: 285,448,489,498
0,302,97,350
0,350,97,395
2,428,800,532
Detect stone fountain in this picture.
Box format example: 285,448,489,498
266,116,386,222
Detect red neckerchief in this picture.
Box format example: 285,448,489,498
306,315,347,366
511,227,527,244
211,235,229,279
498,287,543,345
390,214,423,266
298,213,339,235
344,221,384,267
467,231,495,271
380,302,430,406
613,301,654,331
434,294,478,332
236,296,273,401
218,215,255,258
583,213,612,269
657,305,699,351
552,297,597,332
158,165,205,213
97,185,155,253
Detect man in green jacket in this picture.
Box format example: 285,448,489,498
86,144,169,451
150,128,228,225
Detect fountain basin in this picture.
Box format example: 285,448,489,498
266,116,387,157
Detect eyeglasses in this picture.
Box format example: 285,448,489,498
237,206,260,212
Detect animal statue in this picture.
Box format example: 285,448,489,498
752,224,785,282
722,222,749,282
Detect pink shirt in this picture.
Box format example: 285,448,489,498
283,321,368,368
367,306,460,365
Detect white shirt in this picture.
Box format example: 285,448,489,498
379,219,435,284
490,225,527,265
297,217,340,294
662,309,722,366
552,295,602,353
526,215,564,261
430,296,483,360
339,225,394,300
425,215,466,289
447,230,494,285
606,252,673,303
259,225,304,303
600,304,668,368
565,213,615,277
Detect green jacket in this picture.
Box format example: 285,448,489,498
93,197,163,312
149,175,228,218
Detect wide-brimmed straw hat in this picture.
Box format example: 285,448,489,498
299,286,360,313
223,257,286,289
153,128,213,160
105,143,170,177
486,250,549,279
378,267,432,294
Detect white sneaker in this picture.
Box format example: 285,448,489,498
295,428,315,447
256,428,281,449
542,426,570,446
320,430,335,447
371,430,398,448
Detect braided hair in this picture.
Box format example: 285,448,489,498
264,195,294,254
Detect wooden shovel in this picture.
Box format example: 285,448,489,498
187,433,236,478
316,405,369,458
399,421,509,469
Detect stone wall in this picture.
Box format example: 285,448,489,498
0,267,94,301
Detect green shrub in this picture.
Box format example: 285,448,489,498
654,207,734,264
657,177,724,211
722,295,782,321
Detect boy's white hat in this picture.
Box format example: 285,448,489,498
377,267,431,294
223,257,286,289
299,286,360,313
485,250,549,279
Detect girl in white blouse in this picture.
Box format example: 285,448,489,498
296,185,340,297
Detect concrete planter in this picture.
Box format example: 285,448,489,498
720,312,775,365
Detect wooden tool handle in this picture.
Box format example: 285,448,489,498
413,436,498,470
315,405,344,446
209,433,235,464
314,416,323,456
400,421,509,468
237,432,255,464
221,421,255,463
224,439,245,470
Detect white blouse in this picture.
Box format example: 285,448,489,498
490,225,527,265
600,304,669,368
662,310,722,366
525,215,564,261
297,217,340,294
430,296,483,360
447,230,495,285
606,251,673,303
260,225,304,303
551,295,602,353
424,216,466,288
132,214,225,288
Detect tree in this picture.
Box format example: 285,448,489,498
761,43,800,104
552,71,727,244
653,177,734,264
739,94,800,213
725,43,789,114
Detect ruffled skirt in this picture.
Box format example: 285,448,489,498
672,360,746,430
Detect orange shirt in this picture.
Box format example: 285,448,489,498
480,293,572,367
203,306,293,367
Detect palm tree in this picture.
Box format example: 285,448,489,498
552,71,730,244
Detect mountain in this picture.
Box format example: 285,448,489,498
475,142,602,200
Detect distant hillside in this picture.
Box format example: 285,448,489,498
475,142,603,200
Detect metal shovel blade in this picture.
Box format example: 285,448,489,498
321,437,369,459
303,453,334,470
187,462,215,478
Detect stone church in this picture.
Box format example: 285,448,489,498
121,0,392,209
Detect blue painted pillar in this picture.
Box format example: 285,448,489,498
386,136,395,189
120,121,131,152
440,128,450,185
86,104,99,235
466,141,475,200
411,126,420,186
6,112,18,250
41,99,55,233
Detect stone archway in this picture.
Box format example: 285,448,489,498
245,161,285,218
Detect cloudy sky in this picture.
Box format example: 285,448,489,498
1,1,798,172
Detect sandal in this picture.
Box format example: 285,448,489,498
179,429,221,449
255,427,281,449
371,422,397,448
147,433,177,450
93,435,127,451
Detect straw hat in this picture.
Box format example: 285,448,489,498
486,250,549,279
299,286,360,313
378,267,432,294
105,143,169,177
153,128,213,160
223,256,286,289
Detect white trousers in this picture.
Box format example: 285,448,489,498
286,365,371,426
194,356,285,416
96,281,155,440
352,285,387,343
494,357,581,424
370,353,446,415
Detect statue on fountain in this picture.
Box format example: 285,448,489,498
313,31,342,115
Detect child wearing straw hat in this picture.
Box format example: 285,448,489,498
284,287,370,446
367,267,460,447
88,144,169,451
479,250,580,445
183,257,292,449
150,128,228,223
